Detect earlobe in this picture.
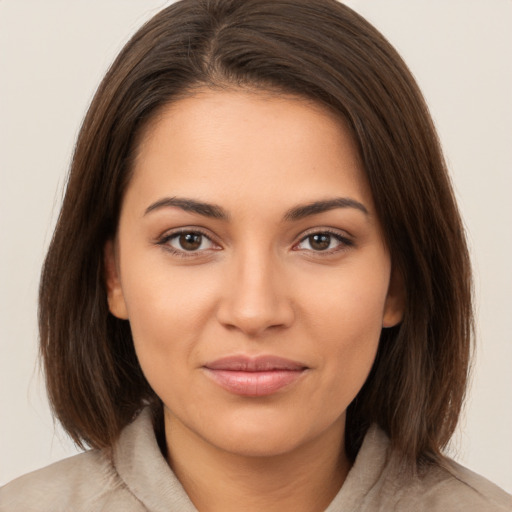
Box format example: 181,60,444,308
382,267,405,328
104,239,129,320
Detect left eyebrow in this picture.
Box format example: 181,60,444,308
283,197,369,221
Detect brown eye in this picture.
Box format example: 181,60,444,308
295,231,351,253
179,233,203,251
165,231,215,253
308,233,331,251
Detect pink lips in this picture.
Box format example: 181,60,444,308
203,355,308,397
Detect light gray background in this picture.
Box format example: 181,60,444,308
1,0,511,492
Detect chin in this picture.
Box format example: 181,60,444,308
200,408,339,459
208,426,307,458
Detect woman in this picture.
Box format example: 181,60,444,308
1,0,510,510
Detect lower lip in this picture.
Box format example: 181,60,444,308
203,369,306,396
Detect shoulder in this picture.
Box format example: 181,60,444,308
388,457,512,511
347,425,512,512
0,449,144,512
416,458,511,511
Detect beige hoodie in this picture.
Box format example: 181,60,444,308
1,408,510,511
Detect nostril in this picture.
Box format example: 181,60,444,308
216,300,294,337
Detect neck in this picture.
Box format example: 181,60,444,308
164,411,350,512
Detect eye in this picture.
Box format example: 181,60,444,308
163,231,217,253
295,231,351,252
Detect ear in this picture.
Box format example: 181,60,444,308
104,239,129,320
382,266,405,328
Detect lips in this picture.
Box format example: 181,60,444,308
203,355,308,396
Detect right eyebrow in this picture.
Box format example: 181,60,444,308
144,197,230,220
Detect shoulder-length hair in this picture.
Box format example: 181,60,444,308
40,0,472,467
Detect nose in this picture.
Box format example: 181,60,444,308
216,250,295,337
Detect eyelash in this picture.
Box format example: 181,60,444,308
294,229,354,256
156,228,218,259
156,228,354,258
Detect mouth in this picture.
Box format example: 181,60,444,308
202,355,309,397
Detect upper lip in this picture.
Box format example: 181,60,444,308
203,355,308,372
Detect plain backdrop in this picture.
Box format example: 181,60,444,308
1,0,511,493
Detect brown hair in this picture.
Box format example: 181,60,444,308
40,0,472,467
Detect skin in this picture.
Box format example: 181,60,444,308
105,89,404,512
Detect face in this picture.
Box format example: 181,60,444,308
105,89,403,459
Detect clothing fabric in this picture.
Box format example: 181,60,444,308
1,408,510,511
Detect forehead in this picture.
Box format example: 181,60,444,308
126,88,374,217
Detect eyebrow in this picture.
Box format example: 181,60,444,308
144,196,368,221
144,197,230,219
283,197,369,221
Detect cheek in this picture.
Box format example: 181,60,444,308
119,255,220,389
299,257,389,396
301,253,390,339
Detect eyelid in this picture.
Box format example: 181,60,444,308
154,226,354,258
156,227,222,257
293,227,354,253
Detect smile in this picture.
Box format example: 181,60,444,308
202,355,309,397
